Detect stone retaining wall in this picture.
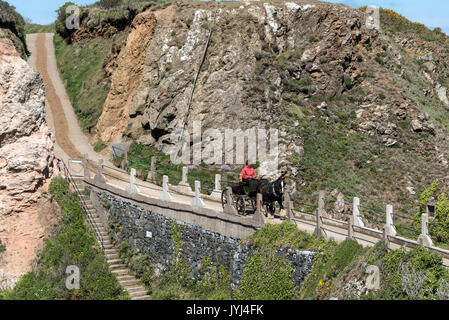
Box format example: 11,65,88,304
92,189,316,290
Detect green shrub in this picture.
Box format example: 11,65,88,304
94,140,107,152
235,249,296,300
365,245,449,300
97,0,122,9
48,176,71,204
245,222,321,251
0,240,5,253
0,0,27,57
25,24,55,34
299,240,363,300
413,181,441,238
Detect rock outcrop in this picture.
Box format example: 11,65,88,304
92,1,449,167
0,28,57,290
58,0,449,221
96,10,157,143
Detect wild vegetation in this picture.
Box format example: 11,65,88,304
300,240,449,300
107,217,449,300
108,221,318,300
0,177,129,300
54,31,128,132
25,23,55,34
0,0,27,57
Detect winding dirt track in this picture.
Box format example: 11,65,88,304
33,34,82,159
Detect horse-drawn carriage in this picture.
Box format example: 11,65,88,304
221,172,288,216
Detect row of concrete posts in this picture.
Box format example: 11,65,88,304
83,155,436,247
312,190,434,248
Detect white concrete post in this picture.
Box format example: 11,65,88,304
176,166,194,195
126,168,140,196
180,167,189,186
315,191,327,239
94,158,106,184
83,154,91,179
353,197,365,228
418,214,433,247
147,157,157,183
210,174,222,200
214,174,221,193
224,187,238,215
191,181,205,209
384,205,397,236
256,193,263,217
347,215,354,240
159,175,173,202
121,151,129,170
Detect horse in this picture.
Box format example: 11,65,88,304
257,172,289,216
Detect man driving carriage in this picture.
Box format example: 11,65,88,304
239,161,260,184
239,161,261,195
222,162,289,216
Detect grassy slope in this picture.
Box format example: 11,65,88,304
54,32,127,132
0,177,129,300
285,7,449,233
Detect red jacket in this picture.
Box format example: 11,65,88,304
241,166,257,180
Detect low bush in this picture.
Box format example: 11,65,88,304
235,249,296,300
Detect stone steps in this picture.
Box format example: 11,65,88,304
119,279,140,287
106,253,120,260
74,183,151,301
132,295,152,300
109,264,128,271
111,269,129,276
127,287,148,295
117,275,135,282
107,259,122,265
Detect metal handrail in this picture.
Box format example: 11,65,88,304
61,160,105,251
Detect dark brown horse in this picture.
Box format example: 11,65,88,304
257,172,289,215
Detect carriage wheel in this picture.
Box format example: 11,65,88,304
236,197,246,216
221,190,227,209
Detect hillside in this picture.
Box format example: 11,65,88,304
54,0,449,235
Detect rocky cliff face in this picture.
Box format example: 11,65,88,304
93,1,449,158
59,0,449,222
0,28,57,290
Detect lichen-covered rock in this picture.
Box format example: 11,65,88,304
0,52,54,212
